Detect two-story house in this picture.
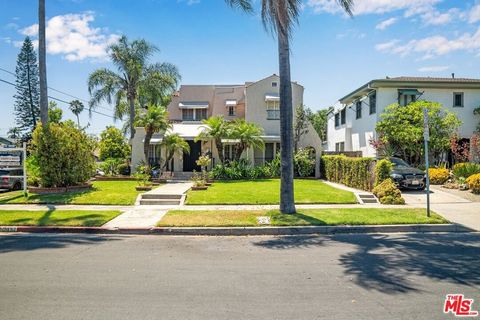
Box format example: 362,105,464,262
327,76,480,157
131,74,322,176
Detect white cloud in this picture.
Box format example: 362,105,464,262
376,28,480,58
307,0,440,15
18,12,119,62
421,8,461,26
418,65,450,72
376,17,398,30
469,4,480,23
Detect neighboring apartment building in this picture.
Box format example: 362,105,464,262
327,76,480,157
131,74,322,176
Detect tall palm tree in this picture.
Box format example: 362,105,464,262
226,0,354,213
162,134,190,172
195,116,230,165
69,99,84,127
230,119,264,161
134,104,171,169
38,0,48,125
88,35,180,139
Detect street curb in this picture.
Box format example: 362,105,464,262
0,224,474,235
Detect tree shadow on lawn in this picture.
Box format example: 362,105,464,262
253,233,480,294
10,209,112,227
0,187,100,204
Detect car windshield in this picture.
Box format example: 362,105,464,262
0,170,9,176
390,158,411,168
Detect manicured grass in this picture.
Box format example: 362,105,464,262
157,208,448,227
0,181,149,205
185,179,357,205
0,210,122,226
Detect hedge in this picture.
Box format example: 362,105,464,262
321,155,375,191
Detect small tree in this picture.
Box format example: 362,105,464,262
294,104,309,152
306,107,332,142
99,126,130,161
230,119,264,161
196,116,229,165
162,133,190,172
48,101,63,124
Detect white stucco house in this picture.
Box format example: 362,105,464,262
327,76,480,157
131,74,322,176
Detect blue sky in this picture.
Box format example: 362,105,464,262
1,0,480,136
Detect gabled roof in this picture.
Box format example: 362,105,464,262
245,74,303,88
339,75,480,104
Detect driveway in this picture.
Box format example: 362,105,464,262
402,188,480,231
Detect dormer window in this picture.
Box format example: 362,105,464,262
225,99,237,117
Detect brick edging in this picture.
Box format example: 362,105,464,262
0,224,473,235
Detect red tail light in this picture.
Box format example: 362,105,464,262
2,177,8,182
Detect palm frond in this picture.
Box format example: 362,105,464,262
224,0,253,12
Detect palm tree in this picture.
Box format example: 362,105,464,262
69,99,84,127
195,116,230,165
38,0,48,125
162,134,190,172
134,104,171,169
230,119,264,161
225,0,354,213
88,35,180,139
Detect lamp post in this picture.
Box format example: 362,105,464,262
423,108,431,217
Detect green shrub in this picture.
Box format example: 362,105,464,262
31,123,96,187
372,178,405,205
294,148,315,177
466,173,480,194
212,159,279,180
117,162,130,176
375,159,392,186
99,158,123,176
452,162,480,180
321,155,375,191
428,168,450,185
25,156,40,187
99,126,130,161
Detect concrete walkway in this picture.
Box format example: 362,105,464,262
141,181,192,198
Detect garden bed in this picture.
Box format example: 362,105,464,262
28,184,93,194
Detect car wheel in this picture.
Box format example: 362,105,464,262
12,182,21,191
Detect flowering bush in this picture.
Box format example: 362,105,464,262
466,173,480,194
428,168,450,185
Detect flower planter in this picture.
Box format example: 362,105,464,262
28,184,92,194
135,186,152,191
191,186,208,191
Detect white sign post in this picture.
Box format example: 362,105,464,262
423,108,431,217
0,143,27,194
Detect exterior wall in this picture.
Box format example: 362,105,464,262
211,86,245,120
167,85,216,121
327,85,480,157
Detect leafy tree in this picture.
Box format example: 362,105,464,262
38,0,48,125
48,101,63,124
196,116,230,165
162,133,190,172
376,101,461,166
99,126,130,161
134,104,170,168
31,122,96,187
88,36,180,139
307,106,332,142
13,37,40,139
226,0,354,214
294,104,309,152
69,99,84,127
7,127,21,140
230,119,264,161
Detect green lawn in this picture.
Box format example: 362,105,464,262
185,179,357,205
0,181,148,205
157,208,448,227
0,210,121,226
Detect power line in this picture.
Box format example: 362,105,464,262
0,66,115,113
0,77,116,120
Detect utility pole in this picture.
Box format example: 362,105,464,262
423,108,431,217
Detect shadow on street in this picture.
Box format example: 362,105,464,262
253,233,480,294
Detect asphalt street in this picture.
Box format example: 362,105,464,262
0,233,479,320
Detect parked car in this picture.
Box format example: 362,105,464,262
0,168,24,190
388,157,426,190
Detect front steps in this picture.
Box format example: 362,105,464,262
357,194,379,204
139,193,182,205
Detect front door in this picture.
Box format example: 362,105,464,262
183,140,201,172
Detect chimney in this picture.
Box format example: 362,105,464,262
452,73,455,79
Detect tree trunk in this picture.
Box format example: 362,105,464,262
76,115,80,128
38,0,48,125
144,130,153,168
277,22,296,214
234,144,245,161
215,139,225,164
26,55,36,130
128,95,136,140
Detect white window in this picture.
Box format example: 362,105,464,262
182,109,194,121
266,101,280,120
182,109,207,121
228,106,236,116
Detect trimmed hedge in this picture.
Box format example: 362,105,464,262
322,155,375,191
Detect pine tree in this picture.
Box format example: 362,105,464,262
14,37,40,139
